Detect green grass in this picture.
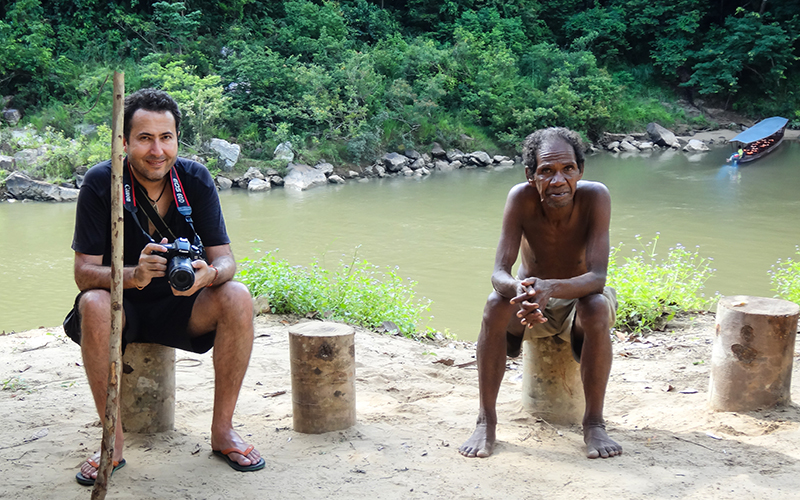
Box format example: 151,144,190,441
607,234,717,334
769,247,800,305
237,250,433,339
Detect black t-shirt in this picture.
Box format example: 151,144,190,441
72,157,229,302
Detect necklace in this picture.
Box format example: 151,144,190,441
146,181,169,214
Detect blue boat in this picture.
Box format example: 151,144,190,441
728,116,788,163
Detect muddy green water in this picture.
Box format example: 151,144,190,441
2,142,800,340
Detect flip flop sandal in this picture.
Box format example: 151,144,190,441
76,457,127,486
213,445,265,472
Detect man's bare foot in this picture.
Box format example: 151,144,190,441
584,423,622,459
211,428,263,469
459,418,496,458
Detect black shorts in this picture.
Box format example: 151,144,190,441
63,291,216,354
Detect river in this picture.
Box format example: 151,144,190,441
2,141,799,340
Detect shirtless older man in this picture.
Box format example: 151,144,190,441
459,127,622,459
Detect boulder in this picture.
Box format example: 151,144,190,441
620,141,639,152
470,151,492,166
445,149,464,162
3,109,21,126
328,174,345,184
607,141,620,151
493,155,510,163
316,162,334,176
449,160,463,169
208,138,240,171
374,165,387,177
216,176,233,190
430,142,446,158
401,166,414,176
496,160,515,167
269,175,285,186
242,167,265,181
347,170,360,179
273,141,294,163
403,149,421,160
5,172,79,202
382,152,409,172
435,160,457,172
420,167,431,176
247,178,271,192
646,122,680,149
409,158,425,170
14,147,49,171
638,142,655,150
683,139,709,152
284,163,327,191
0,155,13,170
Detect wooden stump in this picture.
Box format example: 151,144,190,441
120,344,176,433
289,322,356,434
521,336,585,425
709,295,799,412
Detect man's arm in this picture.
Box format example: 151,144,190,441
490,184,528,299
74,240,172,291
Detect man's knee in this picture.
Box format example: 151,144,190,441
211,281,253,320
577,293,612,332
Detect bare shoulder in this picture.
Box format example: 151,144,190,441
577,180,611,204
507,181,537,201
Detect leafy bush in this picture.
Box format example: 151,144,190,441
237,251,432,339
607,235,716,333
770,247,800,305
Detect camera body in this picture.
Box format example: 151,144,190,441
154,237,206,291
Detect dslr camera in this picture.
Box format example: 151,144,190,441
155,237,206,291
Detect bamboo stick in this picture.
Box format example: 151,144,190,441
92,71,125,500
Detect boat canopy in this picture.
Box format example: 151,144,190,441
729,116,788,145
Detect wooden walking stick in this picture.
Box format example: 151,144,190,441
92,71,125,500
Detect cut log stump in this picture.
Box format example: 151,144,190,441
521,336,585,425
120,344,176,433
289,322,356,434
709,295,799,412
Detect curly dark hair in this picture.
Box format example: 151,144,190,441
521,127,584,173
124,88,181,141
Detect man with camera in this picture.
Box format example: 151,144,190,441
64,88,264,485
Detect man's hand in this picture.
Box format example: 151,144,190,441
132,238,169,289
170,259,216,296
510,277,553,327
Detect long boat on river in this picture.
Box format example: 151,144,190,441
728,116,788,164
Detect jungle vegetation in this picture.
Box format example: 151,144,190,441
1,0,798,166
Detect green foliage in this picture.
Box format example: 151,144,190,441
770,247,800,305
237,251,433,339
686,12,795,98
0,0,56,105
141,57,229,148
607,235,716,333
5,124,112,181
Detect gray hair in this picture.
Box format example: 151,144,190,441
522,127,584,172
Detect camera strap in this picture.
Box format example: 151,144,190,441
122,159,204,249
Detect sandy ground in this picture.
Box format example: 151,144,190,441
2,313,800,500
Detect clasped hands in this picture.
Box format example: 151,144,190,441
510,277,551,328
132,237,215,295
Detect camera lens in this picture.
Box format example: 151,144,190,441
168,256,195,291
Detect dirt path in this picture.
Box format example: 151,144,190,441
1,313,799,499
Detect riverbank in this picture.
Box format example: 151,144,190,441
2,313,800,499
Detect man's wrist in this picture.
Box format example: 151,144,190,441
206,264,219,287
